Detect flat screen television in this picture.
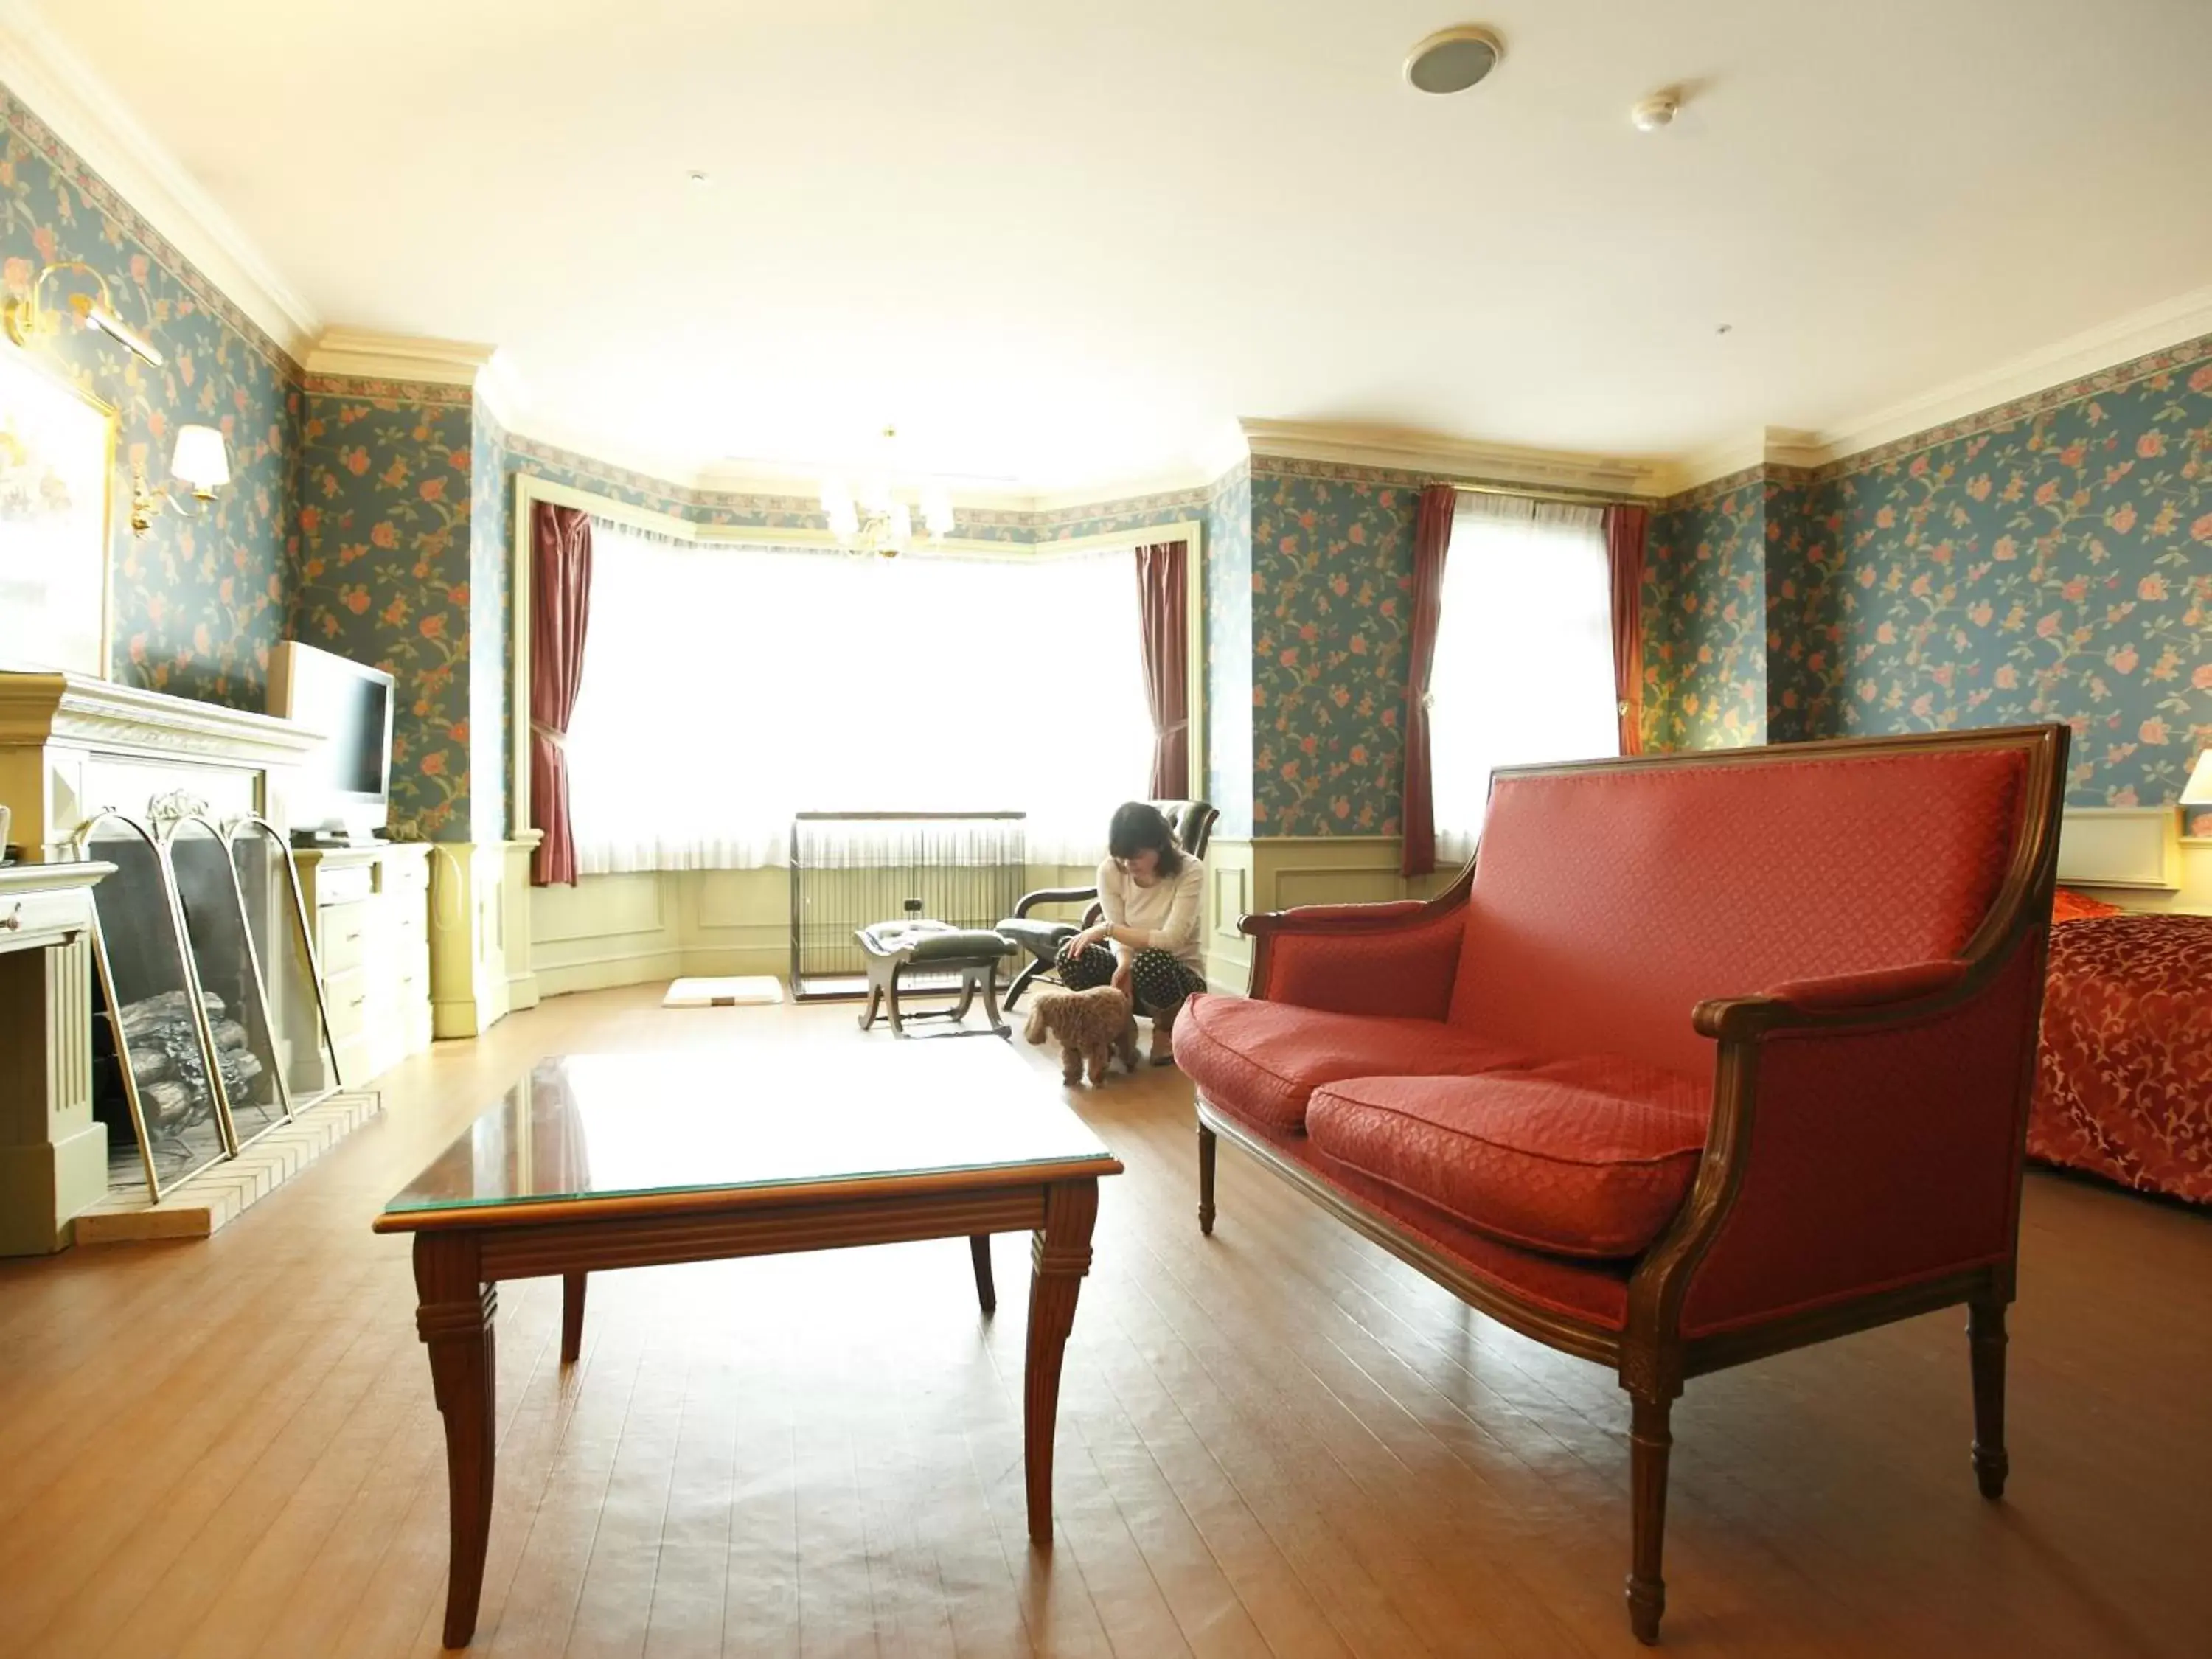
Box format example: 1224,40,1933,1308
268,641,395,841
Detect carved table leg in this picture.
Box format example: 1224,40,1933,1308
414,1233,497,1649
1024,1177,1099,1545
1968,1295,2009,1499
969,1234,996,1315
1197,1124,1217,1236
1626,1391,1674,1645
562,1271,588,1365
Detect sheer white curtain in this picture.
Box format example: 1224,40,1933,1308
1429,494,1618,862
565,520,1155,872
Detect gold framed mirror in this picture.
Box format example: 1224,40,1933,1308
0,341,117,678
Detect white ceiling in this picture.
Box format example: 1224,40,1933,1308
17,0,2212,490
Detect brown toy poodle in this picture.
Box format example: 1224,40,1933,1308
1022,984,1140,1085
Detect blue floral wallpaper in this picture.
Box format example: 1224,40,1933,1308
470,395,509,841
2,85,297,708
291,380,476,839
1815,347,2211,807
1762,471,1838,745
1203,464,1253,835
1642,478,1768,752
1248,461,1422,835
1646,337,2212,813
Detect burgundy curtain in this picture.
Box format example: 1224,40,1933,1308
1135,540,1189,798
529,503,592,886
1399,484,1457,877
1604,504,1649,757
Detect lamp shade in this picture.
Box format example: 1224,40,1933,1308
2182,750,2212,807
170,425,230,493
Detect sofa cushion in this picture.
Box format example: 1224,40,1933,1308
1177,994,1528,1133
1447,747,2026,1079
1304,1056,1710,1259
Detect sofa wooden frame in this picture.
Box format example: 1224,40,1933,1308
1192,725,2069,1644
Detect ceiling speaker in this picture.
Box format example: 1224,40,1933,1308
1404,26,1504,96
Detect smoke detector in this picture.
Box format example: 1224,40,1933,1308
1630,91,1680,131
1404,26,1504,95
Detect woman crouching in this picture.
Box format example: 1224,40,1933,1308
1054,801,1208,1065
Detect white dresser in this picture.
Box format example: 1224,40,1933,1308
294,844,434,1087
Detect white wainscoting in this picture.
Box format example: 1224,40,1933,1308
2057,806,2212,914
529,863,1097,998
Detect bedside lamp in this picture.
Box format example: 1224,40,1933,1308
2183,751,2212,835
131,424,230,535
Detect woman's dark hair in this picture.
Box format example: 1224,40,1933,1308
1107,801,1183,875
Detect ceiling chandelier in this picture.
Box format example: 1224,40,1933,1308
817,426,955,557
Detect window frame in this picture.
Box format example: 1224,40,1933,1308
508,473,1206,845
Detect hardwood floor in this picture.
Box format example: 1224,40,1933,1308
0,984,2205,1657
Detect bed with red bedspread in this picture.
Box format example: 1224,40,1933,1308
2029,888,2212,1203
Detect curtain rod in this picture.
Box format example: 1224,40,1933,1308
1429,476,1637,508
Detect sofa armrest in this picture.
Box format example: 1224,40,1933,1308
1635,933,2048,1350
1242,873,1473,1018
1758,958,1969,1014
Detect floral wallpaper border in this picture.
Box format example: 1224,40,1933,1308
301,371,470,409
1822,330,2212,480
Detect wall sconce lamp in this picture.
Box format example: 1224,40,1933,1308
131,425,230,535
2,260,165,368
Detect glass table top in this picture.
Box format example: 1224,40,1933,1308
379,1040,1121,1228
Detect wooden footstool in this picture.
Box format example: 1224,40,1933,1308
855,919,1015,1036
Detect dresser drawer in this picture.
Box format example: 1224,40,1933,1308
319,901,373,975
313,863,375,908
0,886,94,955
383,849,429,899
322,966,372,1043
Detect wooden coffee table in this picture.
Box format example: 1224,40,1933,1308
373,1040,1123,1647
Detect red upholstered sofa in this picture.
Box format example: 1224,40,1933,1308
1178,727,2068,1644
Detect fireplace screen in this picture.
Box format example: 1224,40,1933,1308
81,813,234,1197
165,815,290,1147
78,807,340,1200
226,818,340,1109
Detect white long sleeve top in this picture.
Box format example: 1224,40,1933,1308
1095,855,1206,973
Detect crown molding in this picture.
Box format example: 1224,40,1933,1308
0,1,319,359
1652,425,1826,497
1237,418,1664,499
1809,282,2212,469
470,349,528,431
1656,285,2212,499
304,327,497,386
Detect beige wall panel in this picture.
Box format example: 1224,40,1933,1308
1272,864,1402,910
532,872,669,943
687,869,788,933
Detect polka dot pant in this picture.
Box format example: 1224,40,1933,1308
1057,942,1207,1016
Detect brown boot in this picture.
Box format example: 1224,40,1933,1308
1149,1009,1177,1067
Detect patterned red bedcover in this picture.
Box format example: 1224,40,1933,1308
2030,913,2212,1203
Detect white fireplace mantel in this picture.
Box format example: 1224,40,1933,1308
0,671,324,860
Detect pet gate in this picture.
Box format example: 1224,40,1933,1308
788,811,1026,1000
